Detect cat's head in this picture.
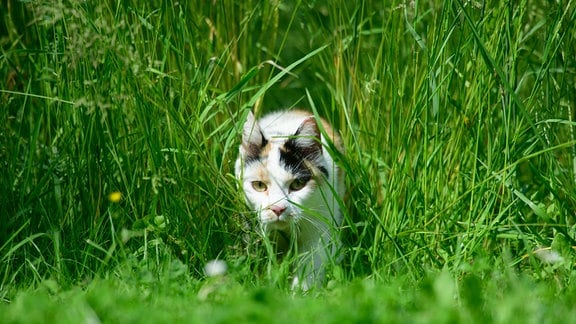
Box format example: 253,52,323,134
235,111,329,231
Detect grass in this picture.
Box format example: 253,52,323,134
1,0,576,322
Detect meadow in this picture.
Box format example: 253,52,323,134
1,0,576,322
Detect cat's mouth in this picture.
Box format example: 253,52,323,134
263,218,289,227
261,213,291,230
264,221,289,231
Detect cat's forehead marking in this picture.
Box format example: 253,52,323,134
244,141,273,165
257,164,269,181
278,145,311,178
261,140,273,155
278,140,329,178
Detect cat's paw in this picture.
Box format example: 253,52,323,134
291,276,310,292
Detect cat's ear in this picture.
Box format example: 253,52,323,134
293,117,322,155
241,111,267,157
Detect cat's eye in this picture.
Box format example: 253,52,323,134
289,177,309,192
251,181,268,192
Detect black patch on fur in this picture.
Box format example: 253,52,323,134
317,165,328,177
244,131,268,165
279,138,328,178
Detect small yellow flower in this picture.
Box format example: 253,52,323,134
463,116,472,128
108,191,122,203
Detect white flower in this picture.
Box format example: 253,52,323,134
534,248,564,264
203,259,228,277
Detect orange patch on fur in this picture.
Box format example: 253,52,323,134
256,165,270,183
259,141,273,158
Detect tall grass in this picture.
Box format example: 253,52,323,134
1,0,575,311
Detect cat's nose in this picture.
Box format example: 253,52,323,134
270,205,286,216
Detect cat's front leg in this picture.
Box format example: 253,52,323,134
291,243,330,291
291,267,319,291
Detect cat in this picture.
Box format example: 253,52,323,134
235,109,345,290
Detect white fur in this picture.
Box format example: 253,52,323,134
235,110,344,290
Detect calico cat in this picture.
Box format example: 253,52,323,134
235,109,345,289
